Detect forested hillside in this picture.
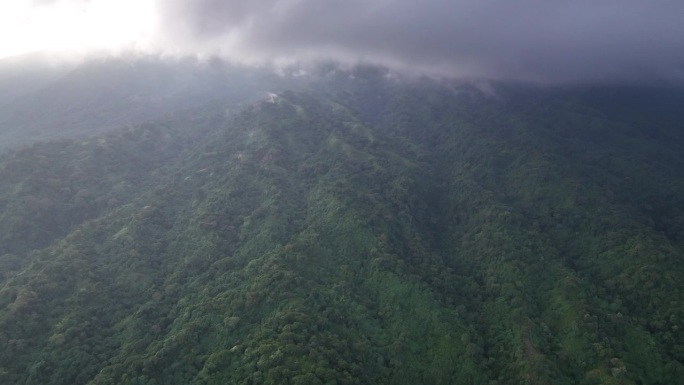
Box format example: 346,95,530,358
1,71,683,384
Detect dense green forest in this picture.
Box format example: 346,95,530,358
1,68,683,384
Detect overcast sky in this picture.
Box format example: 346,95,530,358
2,0,683,83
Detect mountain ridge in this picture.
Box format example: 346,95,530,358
0,76,683,384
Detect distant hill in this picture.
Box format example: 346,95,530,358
0,67,683,384
0,52,78,106
0,55,293,151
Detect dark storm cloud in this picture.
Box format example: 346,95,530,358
157,0,684,83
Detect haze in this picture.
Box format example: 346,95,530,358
1,0,684,84
0,0,156,58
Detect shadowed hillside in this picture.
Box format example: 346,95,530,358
0,73,683,384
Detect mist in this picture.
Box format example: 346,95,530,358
151,0,684,84
3,0,684,84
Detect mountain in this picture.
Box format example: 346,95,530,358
0,55,294,151
0,66,683,385
0,52,78,107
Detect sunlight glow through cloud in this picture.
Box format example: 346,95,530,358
0,0,157,58
0,0,682,83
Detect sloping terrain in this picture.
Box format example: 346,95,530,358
0,75,683,384
0,55,292,151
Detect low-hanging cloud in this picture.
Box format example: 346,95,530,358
154,0,684,84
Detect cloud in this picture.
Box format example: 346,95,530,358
152,0,684,84
0,0,156,59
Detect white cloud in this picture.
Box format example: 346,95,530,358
2,0,683,83
0,0,157,58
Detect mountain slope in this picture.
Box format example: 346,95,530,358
0,77,683,384
0,56,293,151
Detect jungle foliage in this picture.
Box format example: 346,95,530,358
1,72,683,384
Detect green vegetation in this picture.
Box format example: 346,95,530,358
1,75,683,384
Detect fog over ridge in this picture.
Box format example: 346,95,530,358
149,0,684,84
4,0,684,84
